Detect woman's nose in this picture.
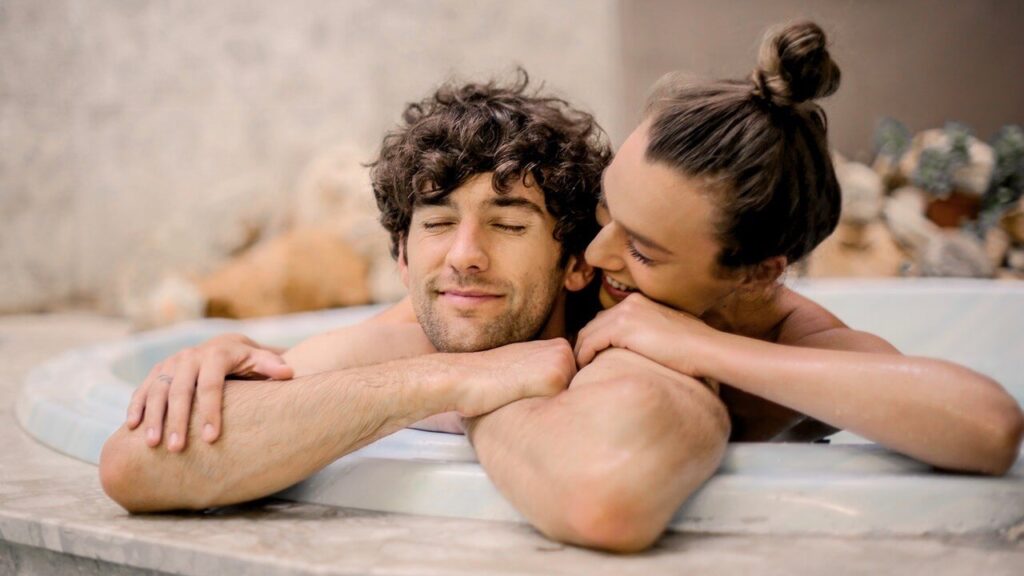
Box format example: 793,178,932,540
585,222,624,272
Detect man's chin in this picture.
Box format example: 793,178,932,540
423,316,525,353
431,328,513,353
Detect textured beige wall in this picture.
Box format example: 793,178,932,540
0,0,623,312
619,0,1024,158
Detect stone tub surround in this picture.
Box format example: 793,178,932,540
1,314,1024,575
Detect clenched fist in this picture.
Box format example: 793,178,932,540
448,338,576,417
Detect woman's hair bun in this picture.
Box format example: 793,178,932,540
752,21,841,106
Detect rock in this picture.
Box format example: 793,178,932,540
122,275,207,330
920,231,995,278
804,221,910,278
290,145,405,303
198,228,371,319
898,128,995,197
112,169,284,318
1007,247,1024,273
872,154,906,191
835,160,885,225
985,227,1011,268
884,187,941,254
1001,198,1024,244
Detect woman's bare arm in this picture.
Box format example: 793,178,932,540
575,292,1024,475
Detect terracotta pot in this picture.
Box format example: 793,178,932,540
925,191,981,228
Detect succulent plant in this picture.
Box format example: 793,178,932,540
873,117,911,161
979,124,1024,225
912,147,955,198
944,122,973,167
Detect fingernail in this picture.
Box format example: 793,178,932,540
169,432,179,449
203,423,215,442
146,427,157,443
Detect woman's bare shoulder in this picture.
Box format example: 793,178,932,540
770,287,847,345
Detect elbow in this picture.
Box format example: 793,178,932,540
540,377,727,553
982,401,1024,476
556,489,669,553
99,427,210,512
99,428,149,513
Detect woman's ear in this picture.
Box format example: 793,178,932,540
563,254,595,292
739,255,787,292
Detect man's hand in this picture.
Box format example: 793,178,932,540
125,333,293,452
450,338,576,418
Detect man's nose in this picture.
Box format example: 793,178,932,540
446,221,489,273
585,222,625,272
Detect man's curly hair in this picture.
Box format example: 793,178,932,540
369,70,612,263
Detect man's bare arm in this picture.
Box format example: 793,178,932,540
466,348,730,553
100,339,576,512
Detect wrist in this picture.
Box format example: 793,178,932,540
417,353,466,415
689,328,735,380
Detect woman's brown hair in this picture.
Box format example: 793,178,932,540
645,21,842,271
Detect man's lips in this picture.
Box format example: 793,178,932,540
437,289,505,306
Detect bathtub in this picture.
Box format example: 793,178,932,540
16,278,1024,537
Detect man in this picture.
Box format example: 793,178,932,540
100,73,729,552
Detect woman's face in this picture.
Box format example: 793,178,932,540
585,123,741,316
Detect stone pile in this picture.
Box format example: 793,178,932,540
804,121,1024,281
122,146,403,328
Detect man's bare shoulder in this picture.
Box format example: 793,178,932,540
284,297,434,375
365,296,418,325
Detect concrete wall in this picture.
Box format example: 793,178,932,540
0,0,623,313
620,0,1024,158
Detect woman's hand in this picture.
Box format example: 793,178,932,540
574,293,721,377
125,333,294,452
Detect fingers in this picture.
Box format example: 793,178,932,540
251,350,293,380
574,319,610,368
162,352,203,452
126,364,160,429
195,352,233,444
141,369,173,448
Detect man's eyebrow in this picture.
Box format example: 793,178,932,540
487,196,545,215
416,195,453,208
598,172,608,207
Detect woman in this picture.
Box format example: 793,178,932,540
573,21,1022,474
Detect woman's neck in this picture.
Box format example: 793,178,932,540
700,285,793,342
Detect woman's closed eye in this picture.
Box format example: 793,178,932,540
626,237,655,265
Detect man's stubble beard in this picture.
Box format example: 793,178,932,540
412,272,564,353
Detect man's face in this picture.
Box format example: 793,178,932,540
400,173,572,352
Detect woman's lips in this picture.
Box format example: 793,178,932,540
600,274,638,301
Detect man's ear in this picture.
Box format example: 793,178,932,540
397,238,410,288
563,254,595,292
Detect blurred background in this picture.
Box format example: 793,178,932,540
2,0,1023,327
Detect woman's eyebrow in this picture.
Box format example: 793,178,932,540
621,224,674,255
